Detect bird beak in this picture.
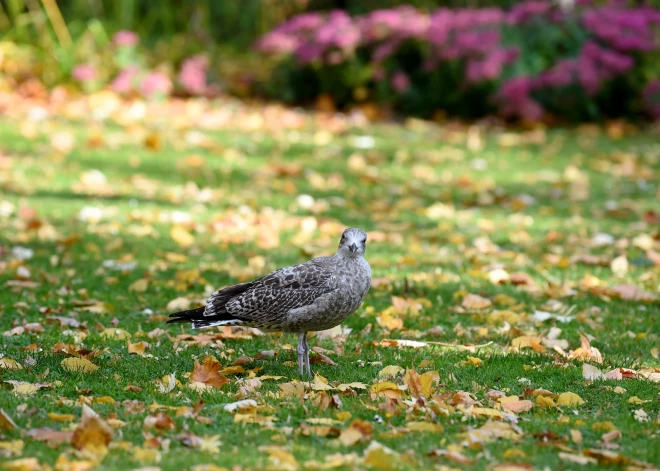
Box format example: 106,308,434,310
349,243,358,253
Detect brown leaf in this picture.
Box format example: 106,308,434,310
404,369,423,398
127,341,150,356
143,412,176,432
567,334,603,363
461,293,492,310
26,427,74,444
190,356,230,389
71,405,113,460
500,400,533,413
310,351,336,366
339,419,372,446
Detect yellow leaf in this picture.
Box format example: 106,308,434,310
592,421,617,432
363,441,401,470
48,412,76,421
0,439,24,457
557,392,585,407
335,411,352,422
2,457,41,471
7,382,37,396
94,396,115,405
0,359,23,370
465,407,504,419
128,278,149,293
61,357,99,374
99,328,131,340
171,226,195,248
312,374,333,391
467,356,483,367
511,336,546,353
260,446,299,471
279,382,305,399
627,396,650,405
405,421,444,433
570,429,583,444
377,365,404,379
370,382,399,393
127,341,149,356
336,382,368,392
376,312,404,331
419,371,438,398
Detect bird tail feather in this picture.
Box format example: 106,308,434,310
167,306,244,329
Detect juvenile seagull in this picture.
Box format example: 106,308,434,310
167,228,371,376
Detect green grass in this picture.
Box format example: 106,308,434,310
0,107,659,471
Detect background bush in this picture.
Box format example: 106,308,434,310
256,1,660,121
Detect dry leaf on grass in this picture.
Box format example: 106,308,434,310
190,356,229,389
71,405,113,460
61,357,99,374
557,392,585,407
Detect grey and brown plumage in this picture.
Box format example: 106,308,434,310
167,228,371,376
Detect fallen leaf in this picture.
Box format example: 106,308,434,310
0,358,23,370
363,441,400,470
633,409,649,422
462,293,492,310
71,405,113,460
463,407,505,419
582,364,603,380
405,421,444,433
0,439,24,457
559,453,597,465
26,427,73,446
190,356,230,389
259,446,299,471
557,392,585,407
338,419,372,446
4,381,50,396
128,341,149,356
378,365,404,379
627,396,650,405
61,357,99,374
155,373,177,393
128,278,149,293
2,457,42,471
223,399,258,413
48,412,75,422
171,226,195,248
500,400,533,413
312,374,333,391
610,255,628,277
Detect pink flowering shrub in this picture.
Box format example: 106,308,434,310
70,29,216,100
256,1,660,121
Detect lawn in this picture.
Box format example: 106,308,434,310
0,97,658,471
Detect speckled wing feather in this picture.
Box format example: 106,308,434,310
211,259,336,327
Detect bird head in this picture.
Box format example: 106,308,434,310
337,228,367,258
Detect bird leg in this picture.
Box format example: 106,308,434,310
297,332,306,377
302,332,311,377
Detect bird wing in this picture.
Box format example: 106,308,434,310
222,259,335,324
